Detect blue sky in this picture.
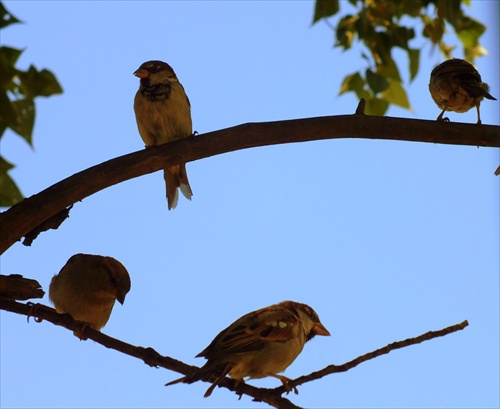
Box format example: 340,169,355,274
1,1,499,408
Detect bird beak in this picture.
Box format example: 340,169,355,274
116,292,127,305
133,68,149,78
314,322,331,336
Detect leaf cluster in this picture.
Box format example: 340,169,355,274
0,2,63,207
312,0,488,116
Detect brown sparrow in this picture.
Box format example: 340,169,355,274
429,58,496,124
49,254,131,331
166,300,330,397
133,60,193,210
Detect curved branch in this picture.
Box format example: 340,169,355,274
1,114,498,254
0,297,468,409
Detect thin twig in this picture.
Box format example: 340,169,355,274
355,98,366,114
281,320,469,393
0,297,468,408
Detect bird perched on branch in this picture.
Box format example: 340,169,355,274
429,58,497,124
133,60,193,210
49,254,131,331
166,300,330,397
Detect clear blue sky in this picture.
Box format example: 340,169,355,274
1,1,498,408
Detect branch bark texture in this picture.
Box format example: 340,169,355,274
1,114,499,254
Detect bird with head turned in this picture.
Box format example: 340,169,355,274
49,253,131,332
133,60,193,210
166,300,330,397
429,58,497,124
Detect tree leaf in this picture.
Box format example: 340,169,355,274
0,2,21,29
18,65,63,98
354,8,371,41
0,46,23,66
456,16,485,47
408,48,420,81
464,43,488,62
0,90,19,134
380,80,411,109
370,32,393,66
312,0,339,24
339,72,370,100
422,16,445,45
0,156,24,207
0,155,14,173
366,68,389,94
335,15,356,49
377,57,401,82
0,46,23,88
439,0,462,28
365,97,389,116
400,0,423,17
8,98,35,145
391,26,415,51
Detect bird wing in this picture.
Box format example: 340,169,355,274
197,305,299,359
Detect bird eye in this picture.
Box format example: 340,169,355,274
107,272,118,287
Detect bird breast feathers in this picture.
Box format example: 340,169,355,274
135,81,192,146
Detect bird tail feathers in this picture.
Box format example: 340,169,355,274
163,163,192,210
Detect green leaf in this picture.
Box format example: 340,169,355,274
456,16,485,47
0,90,19,131
335,15,356,49
312,0,339,24
380,80,411,110
0,155,14,173
339,72,370,100
408,48,420,81
0,2,21,29
400,1,423,18
0,156,24,207
422,16,445,44
366,69,389,94
464,43,488,62
365,97,389,116
377,57,401,82
369,32,393,66
392,26,415,51
354,8,372,42
0,46,23,66
18,65,63,98
439,0,462,28
0,46,23,88
9,98,35,145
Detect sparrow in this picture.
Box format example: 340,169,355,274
429,58,497,124
133,60,193,210
166,300,330,397
49,253,131,331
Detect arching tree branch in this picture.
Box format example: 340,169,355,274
0,113,498,254
0,297,469,409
